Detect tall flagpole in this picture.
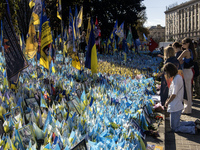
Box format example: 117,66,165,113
60,1,64,64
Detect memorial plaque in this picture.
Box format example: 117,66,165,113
71,138,87,150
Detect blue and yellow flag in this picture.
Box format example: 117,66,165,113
115,21,124,40
40,93,48,108
68,7,76,52
50,60,55,74
85,20,98,74
113,20,118,35
86,17,91,45
77,6,83,28
72,55,81,70
56,0,62,20
39,1,53,70
74,5,78,34
29,0,35,8
25,19,38,59
32,0,42,25
143,33,148,41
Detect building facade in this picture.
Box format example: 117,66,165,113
148,25,165,43
165,0,200,42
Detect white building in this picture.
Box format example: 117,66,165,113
165,0,200,42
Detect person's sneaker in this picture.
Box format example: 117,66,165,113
195,125,200,134
165,117,170,120
195,119,200,125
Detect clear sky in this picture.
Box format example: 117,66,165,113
143,0,189,27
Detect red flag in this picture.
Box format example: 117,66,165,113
95,16,98,26
148,38,158,52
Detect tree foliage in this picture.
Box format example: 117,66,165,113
0,0,146,39
46,0,146,39
0,0,21,34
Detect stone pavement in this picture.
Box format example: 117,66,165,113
146,111,165,150
165,98,200,150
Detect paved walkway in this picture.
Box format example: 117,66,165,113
165,98,200,150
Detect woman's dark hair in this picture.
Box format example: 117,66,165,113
172,42,182,48
182,37,196,60
163,62,178,78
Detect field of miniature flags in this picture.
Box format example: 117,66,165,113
0,51,163,150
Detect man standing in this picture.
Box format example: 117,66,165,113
194,40,200,98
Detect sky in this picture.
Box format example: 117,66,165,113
143,0,189,27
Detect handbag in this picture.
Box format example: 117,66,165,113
184,59,194,69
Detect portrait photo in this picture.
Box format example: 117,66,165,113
25,97,40,112
71,138,87,150
18,125,36,149
12,106,22,122
3,112,12,121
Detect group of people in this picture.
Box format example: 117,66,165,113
158,37,200,134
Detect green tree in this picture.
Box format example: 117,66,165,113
45,0,146,39
135,9,149,41
1,0,146,39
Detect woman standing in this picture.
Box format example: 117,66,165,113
178,37,196,114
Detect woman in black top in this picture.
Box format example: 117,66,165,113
172,42,183,58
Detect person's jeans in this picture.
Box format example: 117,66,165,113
170,110,195,134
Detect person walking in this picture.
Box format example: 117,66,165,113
178,37,196,114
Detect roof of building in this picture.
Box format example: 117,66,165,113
165,0,199,14
149,25,165,30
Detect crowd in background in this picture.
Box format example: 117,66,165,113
158,37,200,134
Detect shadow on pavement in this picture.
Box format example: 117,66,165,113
165,98,200,150
165,118,176,150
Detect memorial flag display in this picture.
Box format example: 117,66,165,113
0,1,166,150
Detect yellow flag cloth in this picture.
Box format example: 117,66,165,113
26,20,38,59
77,6,83,28
29,0,35,8
72,56,81,70
86,17,91,44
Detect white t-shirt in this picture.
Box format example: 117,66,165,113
167,74,184,112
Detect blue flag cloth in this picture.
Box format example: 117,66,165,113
122,39,128,53
143,33,148,41
135,38,141,47
113,20,118,35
